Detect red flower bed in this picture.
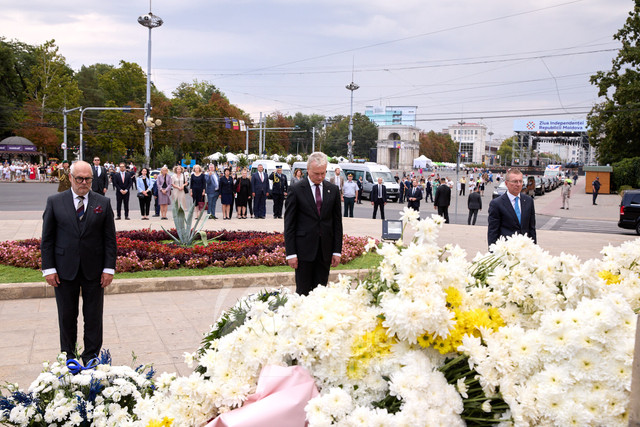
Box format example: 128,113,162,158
0,230,369,273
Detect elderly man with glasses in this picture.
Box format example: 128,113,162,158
41,160,117,365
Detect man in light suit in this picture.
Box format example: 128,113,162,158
41,160,117,364
331,167,344,198
488,168,536,247
113,162,132,220
371,177,387,220
284,152,343,295
91,157,108,195
251,164,269,219
407,178,423,213
433,177,451,223
205,164,220,219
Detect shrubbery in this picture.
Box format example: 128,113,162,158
612,156,640,190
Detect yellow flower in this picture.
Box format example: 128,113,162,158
445,287,462,308
147,417,174,427
598,270,621,285
347,320,396,379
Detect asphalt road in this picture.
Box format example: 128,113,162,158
0,181,629,235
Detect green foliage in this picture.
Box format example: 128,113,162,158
612,156,640,189
323,113,378,158
162,199,208,246
76,63,113,107
0,37,36,138
588,1,640,164
497,137,515,165
97,60,146,106
154,145,176,168
419,131,457,162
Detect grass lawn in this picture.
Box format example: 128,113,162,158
0,251,382,284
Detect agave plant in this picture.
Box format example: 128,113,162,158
162,199,208,246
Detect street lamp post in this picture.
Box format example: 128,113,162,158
138,7,163,168
454,120,465,224
345,81,359,162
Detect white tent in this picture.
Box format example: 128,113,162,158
413,155,432,169
206,152,224,161
225,153,239,162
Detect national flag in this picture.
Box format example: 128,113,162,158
224,118,231,129
239,120,246,131
232,119,239,130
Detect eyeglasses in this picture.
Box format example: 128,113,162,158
72,175,93,183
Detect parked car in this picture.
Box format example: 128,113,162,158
492,182,508,199
618,189,640,235
542,176,553,192
522,176,536,198
534,176,545,196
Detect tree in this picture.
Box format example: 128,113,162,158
419,131,457,162
77,63,113,107
0,38,36,138
587,0,640,164
323,113,378,158
497,137,515,165
289,112,326,154
154,145,176,169
98,60,146,107
22,39,81,156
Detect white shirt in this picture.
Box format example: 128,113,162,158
507,192,521,215
42,189,115,277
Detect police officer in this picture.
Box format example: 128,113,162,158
269,165,288,218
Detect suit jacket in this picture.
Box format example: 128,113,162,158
407,185,423,210
251,171,269,195
284,179,343,263
41,190,117,282
91,166,108,194
371,184,387,204
468,192,482,210
487,192,536,246
113,171,132,192
434,184,451,207
205,172,219,194
330,175,344,194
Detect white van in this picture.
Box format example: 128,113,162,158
291,161,346,182
250,160,292,193
340,162,400,202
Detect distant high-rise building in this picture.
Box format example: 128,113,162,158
365,106,417,126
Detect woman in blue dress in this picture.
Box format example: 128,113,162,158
219,167,235,220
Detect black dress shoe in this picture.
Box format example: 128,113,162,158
125,217,130,220
116,217,121,220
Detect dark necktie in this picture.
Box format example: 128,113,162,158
315,184,322,215
77,196,85,220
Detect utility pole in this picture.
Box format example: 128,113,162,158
312,126,316,152
62,107,81,161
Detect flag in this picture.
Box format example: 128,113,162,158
224,118,231,129
239,120,246,131
232,119,239,130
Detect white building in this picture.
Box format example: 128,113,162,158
445,123,487,164
376,125,420,170
537,140,597,165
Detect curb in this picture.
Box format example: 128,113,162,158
0,269,370,300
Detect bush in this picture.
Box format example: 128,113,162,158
612,156,640,190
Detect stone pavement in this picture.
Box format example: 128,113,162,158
0,184,638,390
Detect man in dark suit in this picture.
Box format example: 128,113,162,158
251,164,269,219
113,162,132,220
407,178,423,213
467,185,482,225
371,177,387,220
91,156,108,195
269,165,288,219
284,152,343,295
488,168,536,246
434,177,451,223
41,160,117,364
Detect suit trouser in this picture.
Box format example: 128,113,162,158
593,191,598,204
138,194,152,216
468,209,478,225
54,270,104,363
207,191,219,216
372,201,385,219
437,206,450,223
254,192,266,218
116,191,129,218
343,197,355,217
295,250,330,296
272,193,284,217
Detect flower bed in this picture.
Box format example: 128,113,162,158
0,230,369,273
2,211,639,426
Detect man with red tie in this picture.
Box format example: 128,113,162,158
284,152,343,295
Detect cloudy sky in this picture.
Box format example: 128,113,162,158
1,0,632,139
